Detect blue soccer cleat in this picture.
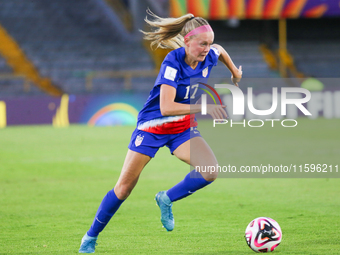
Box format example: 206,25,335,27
155,191,174,231
79,233,98,253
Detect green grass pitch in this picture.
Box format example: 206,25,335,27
0,118,339,254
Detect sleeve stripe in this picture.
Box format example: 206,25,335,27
211,46,220,56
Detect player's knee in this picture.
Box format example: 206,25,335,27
115,184,134,200
203,174,217,182
200,170,218,182
199,161,219,182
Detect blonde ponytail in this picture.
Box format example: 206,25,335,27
141,10,210,50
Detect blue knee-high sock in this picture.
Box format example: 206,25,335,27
166,170,213,202
87,189,124,237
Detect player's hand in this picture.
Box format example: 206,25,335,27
231,65,242,87
207,104,227,120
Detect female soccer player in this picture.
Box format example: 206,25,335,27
79,11,242,253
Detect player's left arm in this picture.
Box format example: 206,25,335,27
212,43,242,86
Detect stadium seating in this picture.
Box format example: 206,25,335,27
0,55,31,96
288,41,340,78
0,55,12,73
0,0,153,95
211,41,279,79
1,0,337,96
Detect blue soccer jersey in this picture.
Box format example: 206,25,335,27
137,46,219,134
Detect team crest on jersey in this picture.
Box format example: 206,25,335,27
202,67,208,77
135,134,144,147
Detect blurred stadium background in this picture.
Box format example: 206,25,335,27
1,1,340,254
0,0,339,127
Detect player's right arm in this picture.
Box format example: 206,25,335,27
160,84,227,119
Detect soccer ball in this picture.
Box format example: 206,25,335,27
244,217,282,253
